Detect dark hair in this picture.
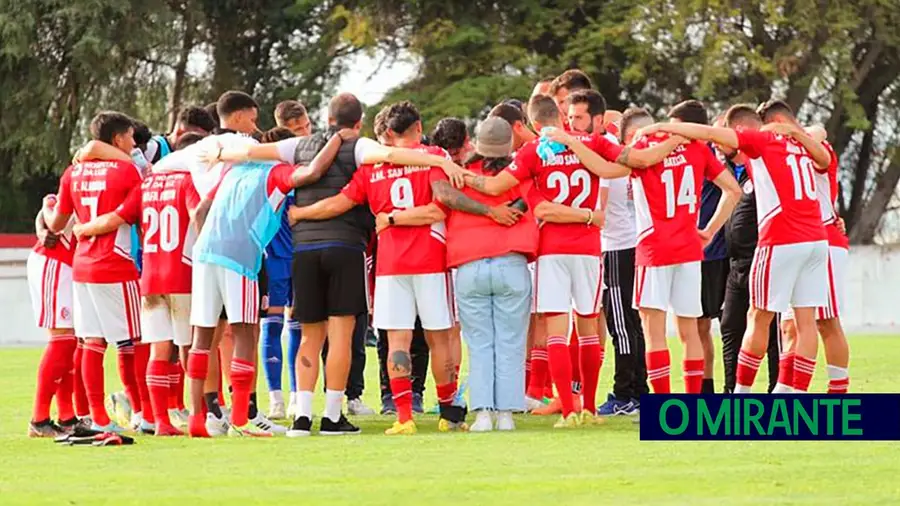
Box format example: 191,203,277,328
175,132,206,150
463,153,513,174
261,127,296,143
756,99,794,123
724,104,762,128
216,91,259,118
89,111,134,144
567,89,607,118
204,102,220,127
430,118,468,152
329,93,363,129
490,103,525,126
527,95,561,125
274,100,308,124
178,105,216,133
619,107,653,143
550,69,594,95
384,101,420,135
132,120,153,147
667,99,708,125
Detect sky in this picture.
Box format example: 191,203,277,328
329,51,418,116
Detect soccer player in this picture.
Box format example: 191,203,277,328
531,78,554,99
566,90,645,415
73,162,202,436
274,100,312,137
757,100,851,393
642,104,831,393
489,103,538,152
548,69,594,109
287,101,476,435
26,196,83,437
45,111,145,433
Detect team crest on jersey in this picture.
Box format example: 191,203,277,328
60,307,71,320
742,180,754,194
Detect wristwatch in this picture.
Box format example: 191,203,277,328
388,211,397,226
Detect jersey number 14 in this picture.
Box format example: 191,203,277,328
660,165,697,218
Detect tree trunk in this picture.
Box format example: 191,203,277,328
849,152,900,244
846,119,876,228
168,7,196,132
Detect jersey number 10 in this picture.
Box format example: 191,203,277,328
143,206,180,253
786,154,817,201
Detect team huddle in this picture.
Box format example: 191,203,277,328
25,68,851,439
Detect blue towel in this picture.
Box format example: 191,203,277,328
536,127,568,162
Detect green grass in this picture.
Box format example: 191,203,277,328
1,336,898,505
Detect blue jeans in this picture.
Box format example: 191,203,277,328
456,253,531,411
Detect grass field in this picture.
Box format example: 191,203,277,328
1,335,898,505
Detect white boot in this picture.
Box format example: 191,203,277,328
268,390,286,419
495,411,515,431
470,410,493,432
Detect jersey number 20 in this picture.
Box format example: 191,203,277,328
143,206,180,253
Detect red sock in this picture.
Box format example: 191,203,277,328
217,359,226,406
116,344,142,416
777,352,795,386
646,349,671,394
526,347,548,400
32,334,77,422
229,358,254,427
390,377,413,423
73,342,90,417
187,349,209,416
524,358,532,393
578,335,603,413
792,354,816,392
134,344,153,423
547,335,575,416
736,349,763,391
569,330,581,392
683,359,704,394
147,359,172,428
168,361,181,410
55,345,76,421
436,382,457,407
82,342,111,426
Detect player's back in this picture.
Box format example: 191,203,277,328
62,159,141,282
630,136,721,266
138,172,197,295
524,137,602,257
735,130,826,247
352,144,448,276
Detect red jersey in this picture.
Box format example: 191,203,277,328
736,130,827,247
342,144,449,276
56,160,142,283
816,141,849,250
630,136,725,267
33,213,76,266
116,171,202,295
506,134,621,256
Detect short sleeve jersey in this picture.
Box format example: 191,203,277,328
56,160,142,283
630,136,725,267
816,141,849,250
33,212,76,266
341,144,449,276
115,171,201,295
736,130,827,247
505,134,616,257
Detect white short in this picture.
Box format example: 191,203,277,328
450,268,459,323
534,255,603,315
751,241,828,314
141,294,192,346
633,262,702,317
527,262,537,314
190,262,259,327
781,246,848,321
27,253,74,329
73,280,141,342
373,272,453,331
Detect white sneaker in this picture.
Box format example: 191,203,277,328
525,396,544,412
287,392,298,419
169,408,189,428
470,410,493,432
495,411,515,431
250,412,287,434
268,391,286,419
347,398,376,416
205,413,230,437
